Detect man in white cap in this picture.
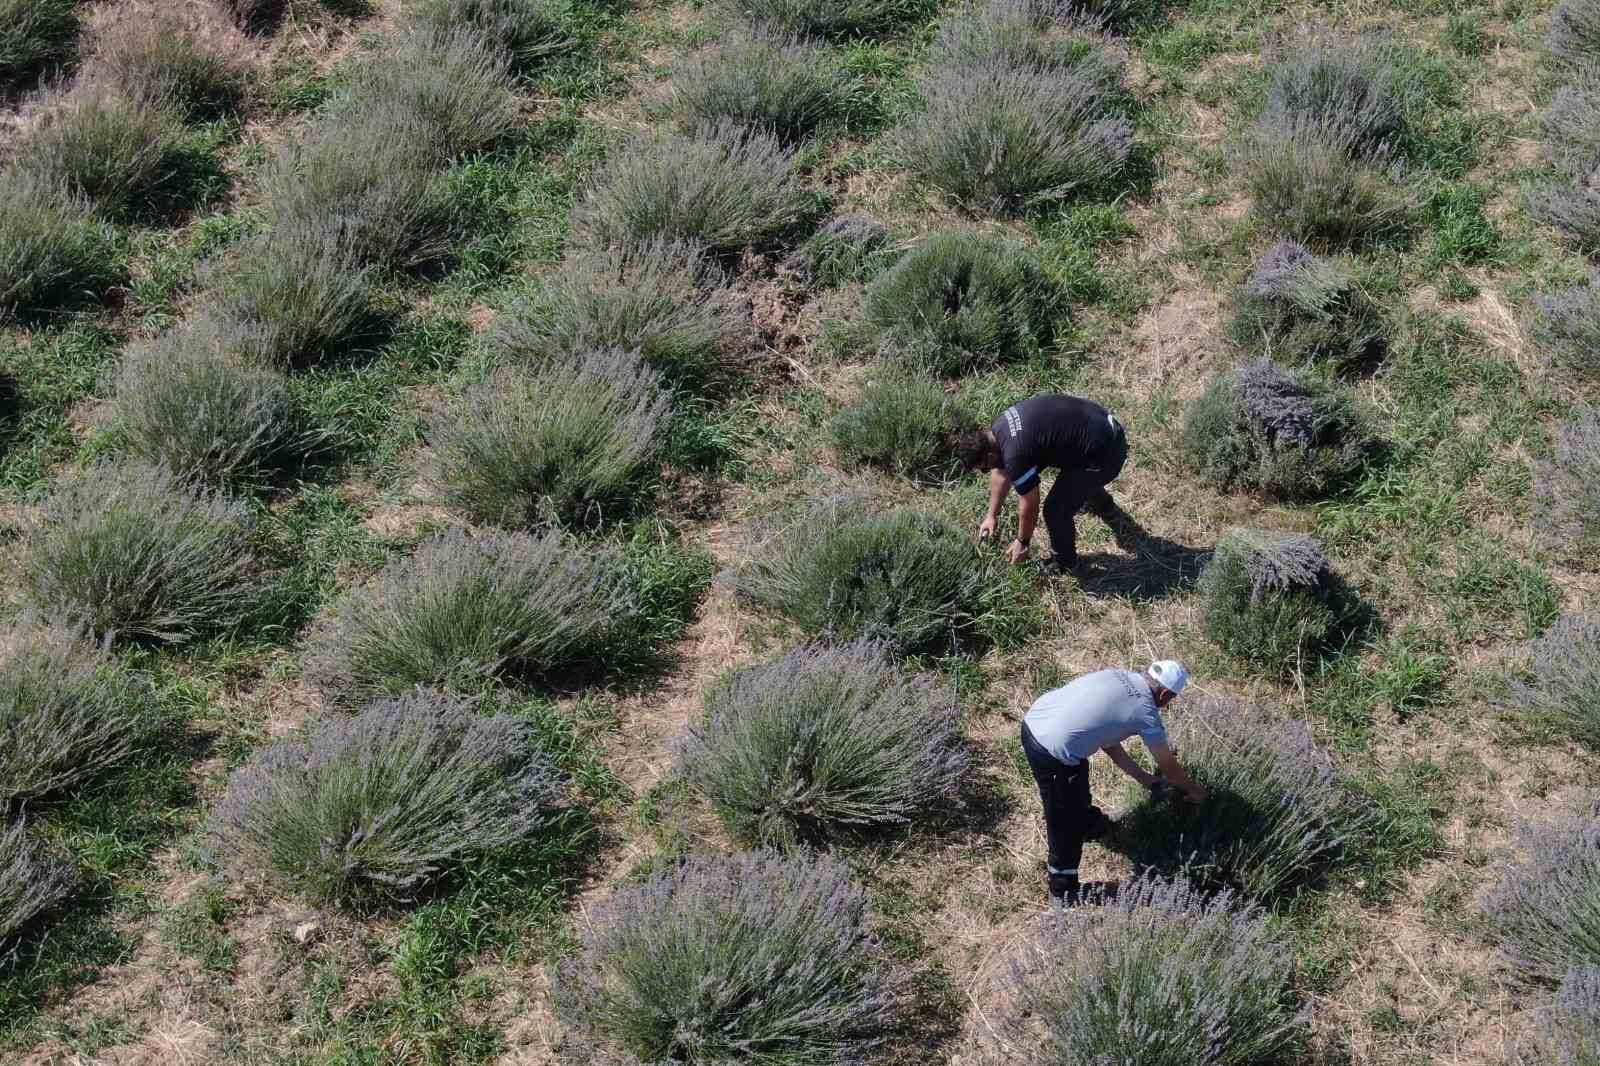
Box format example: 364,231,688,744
1020,659,1208,905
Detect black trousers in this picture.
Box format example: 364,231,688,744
1021,721,1107,876
1041,428,1129,565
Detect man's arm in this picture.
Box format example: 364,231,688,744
979,469,1011,541
1102,742,1158,788
1008,487,1041,564
1146,739,1208,803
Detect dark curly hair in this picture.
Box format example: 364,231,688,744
953,429,996,472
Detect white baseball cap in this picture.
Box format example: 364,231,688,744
1147,660,1189,696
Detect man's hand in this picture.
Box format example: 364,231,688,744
978,514,997,543
1007,538,1030,565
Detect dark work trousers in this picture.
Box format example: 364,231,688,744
1021,720,1105,877
1040,427,1129,566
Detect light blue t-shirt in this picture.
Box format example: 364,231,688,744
1024,668,1167,766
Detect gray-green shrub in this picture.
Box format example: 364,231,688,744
830,361,967,482
553,851,897,1065
1259,35,1414,160
783,211,895,287
0,819,73,949
1115,697,1376,900
427,348,671,529
682,641,970,847
92,11,248,119
1000,874,1303,1066
572,120,817,254
1483,802,1600,985
895,54,1132,215
861,229,1060,374
208,688,565,904
1181,358,1377,499
21,85,184,221
415,0,577,73
21,461,257,643
0,0,79,93
304,528,701,702
1196,528,1356,676
496,239,752,391
730,0,933,38
930,0,1120,75
1533,70,1600,251
1534,409,1600,561
1506,614,1600,748
1229,241,1384,370
114,317,303,485
1517,967,1600,1065
737,495,993,654
1238,116,1409,248
1551,0,1600,70
0,616,160,804
671,29,857,144
0,168,117,319
1532,277,1600,378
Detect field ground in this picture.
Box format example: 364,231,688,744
0,0,1595,1063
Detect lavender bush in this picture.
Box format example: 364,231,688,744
783,212,895,287
929,0,1120,76
1196,528,1354,676
495,239,753,392
0,168,118,319
415,0,577,73
1517,966,1600,1065
1181,358,1377,499
1258,36,1414,160
21,84,183,221
1542,69,1600,183
21,461,257,643
1534,409,1600,561
0,819,74,949
681,642,971,847
1228,241,1385,370
830,361,968,482
895,54,1132,215
1483,804,1600,985
553,851,897,1065
1239,115,1409,247
999,874,1302,1066
736,495,993,654
304,528,688,702
861,229,1060,374
730,0,933,39
1116,697,1375,900
1551,0,1600,69
427,349,671,529
671,29,858,144
114,316,303,485
208,689,564,904
1532,277,1600,378
0,0,79,93
572,120,818,254
0,617,159,804
93,11,248,119
1505,615,1600,748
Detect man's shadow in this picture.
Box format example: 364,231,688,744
1071,502,1211,602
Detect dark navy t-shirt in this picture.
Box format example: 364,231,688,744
991,394,1121,495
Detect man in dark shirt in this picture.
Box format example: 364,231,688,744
954,394,1131,571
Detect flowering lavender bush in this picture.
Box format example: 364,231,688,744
1543,69,1600,182
1517,966,1600,1065
1483,805,1600,985
92,10,248,120
929,0,1120,76
114,316,303,485
427,349,671,529
0,617,159,804
1531,277,1600,378
731,0,933,39
0,168,118,319
1258,36,1414,160
830,361,968,482
572,120,818,253
1551,0,1600,69
861,229,1060,374
21,84,184,222
0,819,74,948
1534,409,1600,562
1116,698,1376,900
681,642,971,847
1228,241,1385,370
671,29,858,144
1181,358,1377,500
208,689,565,904
416,0,577,73
736,496,993,655
784,212,896,287
1530,183,1600,257
895,54,1132,215
496,239,753,392
1505,615,1600,748
553,851,897,1064
304,528,704,702
1239,115,1409,247
1195,528,1354,676
999,874,1303,1066
0,0,79,92
21,461,257,643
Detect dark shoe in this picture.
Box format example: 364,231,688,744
1036,553,1076,576
1083,807,1117,842
1046,872,1081,906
